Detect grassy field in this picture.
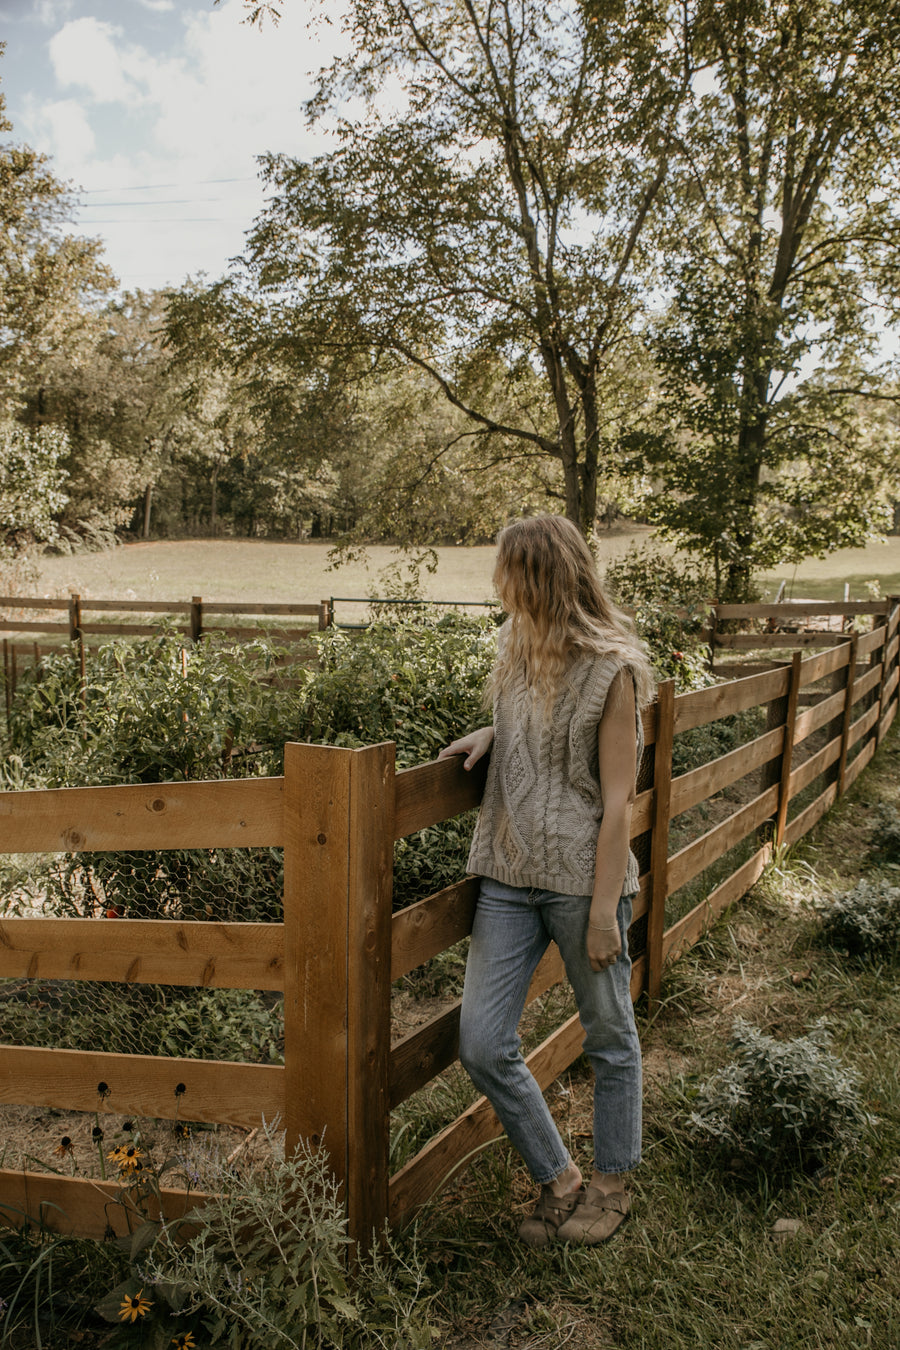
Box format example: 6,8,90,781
25,530,900,614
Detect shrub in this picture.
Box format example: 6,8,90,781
816,878,900,962
603,544,715,688
145,1129,434,1349
869,804,900,864
687,1018,871,1172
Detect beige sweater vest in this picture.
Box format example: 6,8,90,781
467,647,643,896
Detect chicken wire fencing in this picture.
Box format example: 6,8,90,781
0,846,285,1068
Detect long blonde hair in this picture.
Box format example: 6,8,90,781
489,515,655,710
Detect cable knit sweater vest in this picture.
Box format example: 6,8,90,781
467,645,643,896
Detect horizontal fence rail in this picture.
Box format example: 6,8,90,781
0,601,898,1247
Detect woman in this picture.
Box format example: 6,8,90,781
438,515,654,1247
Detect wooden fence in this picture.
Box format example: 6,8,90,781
0,601,898,1248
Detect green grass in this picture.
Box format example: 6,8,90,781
23,530,900,620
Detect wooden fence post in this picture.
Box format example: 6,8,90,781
68,593,82,642
190,596,203,644
772,652,803,848
282,740,395,1251
837,636,859,796
876,598,900,747
2,638,10,729
646,679,674,1005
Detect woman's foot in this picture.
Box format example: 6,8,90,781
517,1185,583,1247
556,1183,631,1244
517,1160,582,1246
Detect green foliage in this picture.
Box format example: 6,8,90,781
869,803,900,864
687,1018,872,1172
0,1216,126,1348
634,0,900,599
3,617,494,929
302,613,495,769
145,1129,434,1349
0,422,69,559
604,544,715,689
0,979,283,1063
816,878,900,963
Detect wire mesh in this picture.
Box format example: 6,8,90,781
0,847,285,1067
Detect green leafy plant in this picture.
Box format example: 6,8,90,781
687,1018,872,1172
869,804,900,864
816,878,900,962
144,1126,434,1349
603,545,715,689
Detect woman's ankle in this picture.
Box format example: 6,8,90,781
547,1160,582,1197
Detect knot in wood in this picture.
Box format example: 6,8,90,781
151,798,166,813
317,832,327,845
64,829,83,848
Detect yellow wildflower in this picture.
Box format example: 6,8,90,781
171,1335,196,1349
119,1288,153,1322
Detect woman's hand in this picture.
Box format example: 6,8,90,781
437,725,494,770
586,917,622,972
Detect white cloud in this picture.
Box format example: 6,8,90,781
27,0,351,289
40,97,96,165
138,0,175,10
49,17,139,103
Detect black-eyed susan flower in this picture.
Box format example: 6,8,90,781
92,1125,104,1141
171,1334,196,1349
53,1136,74,1157
107,1143,145,1173
118,1288,152,1322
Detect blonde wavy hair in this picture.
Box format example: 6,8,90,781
488,515,655,711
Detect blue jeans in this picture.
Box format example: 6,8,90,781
458,878,642,1183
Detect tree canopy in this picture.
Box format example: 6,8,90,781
246,0,692,533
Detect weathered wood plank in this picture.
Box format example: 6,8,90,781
798,643,853,686
0,919,284,990
0,1169,213,1240
391,879,478,981
79,623,189,637
202,602,322,616
662,844,773,965
673,667,790,735
847,701,880,749
0,621,70,633
716,631,850,651
850,664,884,704
792,687,846,745
668,726,783,820
394,755,488,839
647,681,674,1004
0,778,284,853
843,738,877,791
788,738,841,798
0,1045,283,1127
880,700,897,741
0,598,70,611
666,786,779,895
782,783,838,847
346,743,395,1248
856,627,886,658
80,600,193,614
713,601,886,619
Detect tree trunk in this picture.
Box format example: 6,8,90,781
142,484,153,539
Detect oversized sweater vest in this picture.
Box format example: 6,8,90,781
467,647,643,896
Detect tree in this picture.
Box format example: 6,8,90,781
0,56,115,421
245,0,690,534
637,0,900,599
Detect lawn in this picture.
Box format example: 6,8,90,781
25,529,900,617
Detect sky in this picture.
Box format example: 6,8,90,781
1,0,347,292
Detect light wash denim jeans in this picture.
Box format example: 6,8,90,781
458,878,642,1183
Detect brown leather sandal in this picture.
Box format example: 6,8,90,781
517,1186,583,1247
556,1186,631,1244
